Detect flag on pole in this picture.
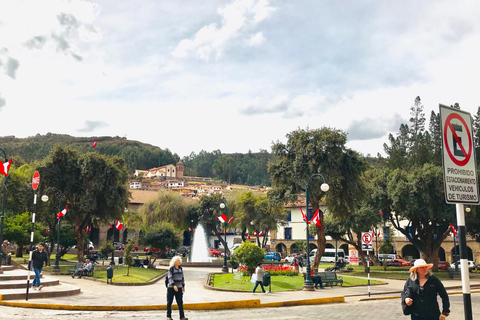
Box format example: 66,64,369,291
299,207,310,224
217,214,228,223
258,230,264,237
450,223,457,235
311,209,322,226
93,140,97,148
116,219,124,230
246,231,250,239
187,227,193,231
253,230,257,237
227,215,234,224
57,206,68,219
0,159,12,176
86,225,91,233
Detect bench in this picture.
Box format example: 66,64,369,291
68,262,82,274
304,271,343,287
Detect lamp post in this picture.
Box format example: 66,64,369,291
304,173,329,290
220,200,229,273
41,187,65,273
0,147,9,267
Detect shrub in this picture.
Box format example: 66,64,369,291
238,264,298,276
233,241,264,274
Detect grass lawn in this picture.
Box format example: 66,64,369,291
210,273,383,291
93,266,164,283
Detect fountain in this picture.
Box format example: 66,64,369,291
190,224,211,262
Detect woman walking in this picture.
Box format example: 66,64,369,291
401,259,450,320
252,263,266,293
166,256,187,320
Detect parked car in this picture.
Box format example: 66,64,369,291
450,261,476,271
387,259,410,267
358,258,374,266
208,248,220,257
265,252,281,261
284,254,297,263
113,242,124,250
176,246,190,256
408,259,418,266
438,261,449,270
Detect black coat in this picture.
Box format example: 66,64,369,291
401,275,450,319
32,249,49,269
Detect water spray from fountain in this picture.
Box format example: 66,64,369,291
190,223,211,262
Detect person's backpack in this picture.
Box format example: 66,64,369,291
164,266,174,288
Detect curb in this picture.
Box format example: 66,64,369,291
356,289,480,302
0,296,345,311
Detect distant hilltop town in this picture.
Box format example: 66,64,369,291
130,162,269,198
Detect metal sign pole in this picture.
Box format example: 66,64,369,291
25,192,37,300
367,252,370,297
456,203,473,320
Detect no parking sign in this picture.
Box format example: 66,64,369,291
440,105,479,204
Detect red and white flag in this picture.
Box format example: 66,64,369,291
93,140,97,148
217,214,228,223
246,231,250,240
450,223,457,236
116,219,124,230
299,207,310,224
187,227,193,231
227,215,234,224
86,225,91,233
310,209,322,226
57,206,68,219
253,230,257,237
371,228,381,237
0,159,12,176
258,230,264,237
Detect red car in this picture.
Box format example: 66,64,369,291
438,261,448,270
208,248,220,257
387,259,410,267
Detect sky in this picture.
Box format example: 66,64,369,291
1,0,480,158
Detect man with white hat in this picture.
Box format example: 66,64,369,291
401,259,450,320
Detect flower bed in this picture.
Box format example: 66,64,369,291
238,264,298,276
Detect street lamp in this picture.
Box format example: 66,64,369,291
220,201,229,273
0,147,10,267
41,187,65,273
304,173,329,291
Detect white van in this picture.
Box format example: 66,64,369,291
309,248,345,263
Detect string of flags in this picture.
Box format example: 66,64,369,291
450,223,457,236
299,207,322,226
0,159,12,176
57,206,68,219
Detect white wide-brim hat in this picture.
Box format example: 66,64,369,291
409,259,433,273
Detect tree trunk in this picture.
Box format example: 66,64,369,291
74,224,85,262
313,224,326,271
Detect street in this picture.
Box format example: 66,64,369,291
1,293,479,320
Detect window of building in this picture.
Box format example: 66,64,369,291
286,210,291,222
285,227,292,240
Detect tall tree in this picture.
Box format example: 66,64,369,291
138,190,189,228
269,128,366,268
37,146,129,261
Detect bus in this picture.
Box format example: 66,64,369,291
309,248,345,263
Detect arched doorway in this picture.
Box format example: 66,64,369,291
402,244,420,260
451,245,473,261
276,243,287,256
310,243,317,250
290,243,298,253
438,247,446,261
326,243,334,249
340,244,349,255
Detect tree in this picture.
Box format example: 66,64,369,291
138,190,189,228
37,146,130,261
269,127,366,269
141,222,181,268
4,212,46,257
233,241,264,275
99,241,114,266
123,241,134,276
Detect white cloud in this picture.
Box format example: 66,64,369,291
172,0,275,60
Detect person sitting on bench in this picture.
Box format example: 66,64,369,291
311,269,324,289
72,259,93,278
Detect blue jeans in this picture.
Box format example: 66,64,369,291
33,268,42,287
253,281,265,293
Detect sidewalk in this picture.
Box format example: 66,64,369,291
1,266,479,310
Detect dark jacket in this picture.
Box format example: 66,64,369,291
32,249,49,270
401,275,450,319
